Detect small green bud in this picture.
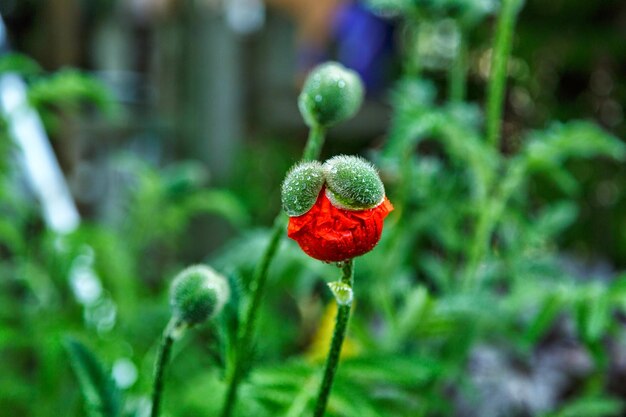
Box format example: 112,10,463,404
170,265,230,326
298,62,364,128
323,155,385,210
328,281,353,306
281,161,325,216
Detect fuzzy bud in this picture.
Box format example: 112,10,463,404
169,265,230,326
323,155,385,210
281,161,325,216
298,62,364,128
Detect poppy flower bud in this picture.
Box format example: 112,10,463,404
170,265,230,326
284,155,393,263
323,155,384,210
281,161,325,216
298,62,364,128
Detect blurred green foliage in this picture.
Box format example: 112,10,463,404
1,0,626,416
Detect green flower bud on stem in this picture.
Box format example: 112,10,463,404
298,62,364,128
323,155,385,210
281,161,325,216
170,265,230,326
152,265,229,417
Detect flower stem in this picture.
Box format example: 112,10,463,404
313,260,354,417
219,126,327,417
219,214,286,417
485,0,521,149
150,318,180,417
303,125,327,161
449,30,467,103
463,160,525,290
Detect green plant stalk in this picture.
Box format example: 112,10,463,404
150,318,180,417
449,31,467,103
220,125,327,417
463,160,525,290
313,260,354,417
485,0,521,148
302,125,326,162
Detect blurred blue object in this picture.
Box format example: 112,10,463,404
298,1,395,94
333,1,395,92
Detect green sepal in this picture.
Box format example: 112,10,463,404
281,161,325,216
323,155,385,210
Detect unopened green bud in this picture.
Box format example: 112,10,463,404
281,161,325,216
323,155,385,210
170,265,230,326
298,62,364,128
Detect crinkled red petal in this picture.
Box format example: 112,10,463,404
287,189,394,262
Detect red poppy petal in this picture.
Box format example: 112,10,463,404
287,189,393,262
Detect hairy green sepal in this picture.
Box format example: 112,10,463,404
323,155,385,210
281,161,325,216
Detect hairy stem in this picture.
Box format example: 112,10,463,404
463,160,525,290
485,0,521,148
303,125,327,161
313,260,354,417
220,214,286,417
449,30,467,103
220,126,327,417
150,318,180,417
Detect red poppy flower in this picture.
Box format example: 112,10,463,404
287,188,394,262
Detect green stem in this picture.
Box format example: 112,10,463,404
485,0,521,149
313,260,354,417
220,214,286,417
150,318,180,417
302,125,326,161
449,30,467,103
463,160,525,290
219,126,327,417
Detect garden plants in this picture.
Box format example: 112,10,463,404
2,1,626,417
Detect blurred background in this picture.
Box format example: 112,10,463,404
2,0,626,416
1,0,625,261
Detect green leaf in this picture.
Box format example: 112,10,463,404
28,70,118,117
523,293,563,347
0,218,25,254
183,189,250,228
64,337,122,417
385,91,497,199
530,201,579,242
340,355,438,386
575,284,611,344
523,121,626,175
0,53,42,76
548,396,623,417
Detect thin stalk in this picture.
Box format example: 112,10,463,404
485,0,521,149
463,160,525,290
220,126,327,417
303,125,327,161
150,318,180,417
313,260,354,417
449,30,467,103
219,214,286,417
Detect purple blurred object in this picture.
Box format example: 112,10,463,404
298,1,395,94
